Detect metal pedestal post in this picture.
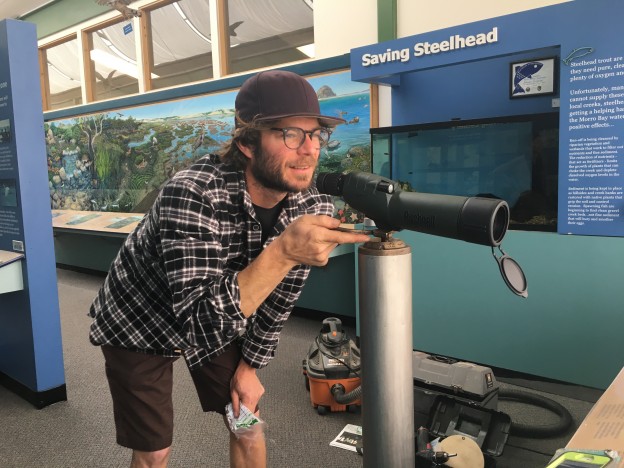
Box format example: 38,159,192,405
359,236,414,468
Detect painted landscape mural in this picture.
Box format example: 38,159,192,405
45,71,371,222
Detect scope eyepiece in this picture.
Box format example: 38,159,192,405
316,172,344,196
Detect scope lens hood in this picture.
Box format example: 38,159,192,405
459,197,509,247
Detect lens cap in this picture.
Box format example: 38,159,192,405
492,246,528,298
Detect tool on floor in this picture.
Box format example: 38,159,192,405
302,317,361,414
416,426,457,466
438,435,485,468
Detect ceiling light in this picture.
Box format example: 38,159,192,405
90,49,159,79
297,44,315,58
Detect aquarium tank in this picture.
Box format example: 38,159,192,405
370,113,559,231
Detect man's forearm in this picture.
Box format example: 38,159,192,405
236,239,295,318
235,215,369,318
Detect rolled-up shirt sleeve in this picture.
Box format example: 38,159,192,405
240,265,310,368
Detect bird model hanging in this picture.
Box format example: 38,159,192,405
96,0,141,19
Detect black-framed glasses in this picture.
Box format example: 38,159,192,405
492,246,528,298
271,127,332,150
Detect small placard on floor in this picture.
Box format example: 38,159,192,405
330,424,362,452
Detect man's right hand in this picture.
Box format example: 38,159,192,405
274,215,370,268
237,215,369,317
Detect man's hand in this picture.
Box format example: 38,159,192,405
230,359,264,418
237,215,370,317
274,215,371,268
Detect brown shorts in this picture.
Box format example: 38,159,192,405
101,343,241,452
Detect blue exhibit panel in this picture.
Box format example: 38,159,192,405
391,48,559,126
349,0,624,388
350,5,559,85
351,0,624,238
0,19,65,405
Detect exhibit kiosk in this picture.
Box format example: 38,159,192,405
0,19,66,408
349,0,624,390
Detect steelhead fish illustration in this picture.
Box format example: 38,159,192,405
562,47,594,66
513,62,543,95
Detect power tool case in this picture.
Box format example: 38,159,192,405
413,352,510,458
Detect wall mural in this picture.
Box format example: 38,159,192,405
45,71,371,223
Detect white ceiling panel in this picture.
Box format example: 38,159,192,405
0,0,55,20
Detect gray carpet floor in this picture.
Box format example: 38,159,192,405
0,268,601,468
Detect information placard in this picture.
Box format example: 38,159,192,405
559,44,624,236
0,37,22,249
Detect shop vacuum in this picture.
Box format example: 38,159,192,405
302,317,362,414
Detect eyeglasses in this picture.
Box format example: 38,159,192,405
270,127,332,150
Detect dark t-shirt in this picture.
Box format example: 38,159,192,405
253,200,285,244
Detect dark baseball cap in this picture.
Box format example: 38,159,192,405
235,70,346,127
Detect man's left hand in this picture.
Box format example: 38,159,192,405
230,359,264,418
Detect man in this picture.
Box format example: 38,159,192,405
88,70,370,468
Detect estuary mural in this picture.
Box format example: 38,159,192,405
45,71,371,221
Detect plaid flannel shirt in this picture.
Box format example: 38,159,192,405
89,154,333,369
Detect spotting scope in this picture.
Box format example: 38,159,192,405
316,171,509,247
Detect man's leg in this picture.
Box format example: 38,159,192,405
189,342,266,468
228,424,266,468
130,448,172,468
101,346,178,467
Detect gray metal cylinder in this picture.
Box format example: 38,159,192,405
359,238,414,468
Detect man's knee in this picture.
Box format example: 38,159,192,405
130,447,172,468
224,416,266,444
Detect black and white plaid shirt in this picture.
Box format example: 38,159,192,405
89,154,333,369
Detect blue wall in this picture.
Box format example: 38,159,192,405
296,248,357,317
351,0,624,389
0,20,65,397
392,47,560,125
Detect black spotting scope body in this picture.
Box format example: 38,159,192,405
316,171,509,247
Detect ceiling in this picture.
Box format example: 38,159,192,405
30,0,314,107
0,0,55,19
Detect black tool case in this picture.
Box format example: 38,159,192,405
428,395,511,457
412,351,499,429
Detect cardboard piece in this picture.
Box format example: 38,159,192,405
566,367,624,467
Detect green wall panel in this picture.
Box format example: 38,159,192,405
296,252,357,317
54,232,122,272
22,0,107,39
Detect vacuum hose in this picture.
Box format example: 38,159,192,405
329,386,572,437
499,388,573,438
331,383,362,404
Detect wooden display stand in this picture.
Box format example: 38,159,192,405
52,210,144,237
565,367,624,467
